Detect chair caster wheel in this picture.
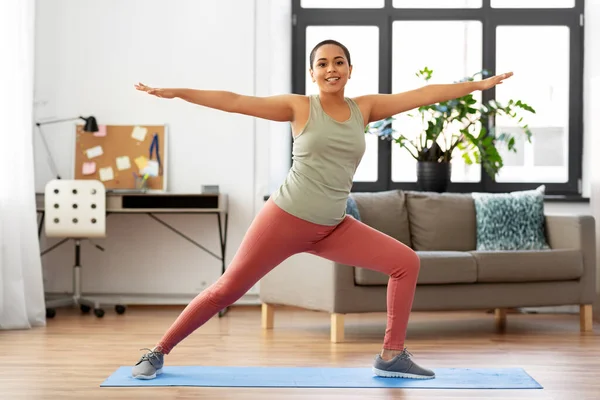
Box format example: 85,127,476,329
94,308,105,318
115,305,126,315
46,308,56,319
80,304,91,313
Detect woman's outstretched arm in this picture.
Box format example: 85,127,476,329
356,72,513,123
135,83,299,122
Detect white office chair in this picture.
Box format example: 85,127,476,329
43,179,125,318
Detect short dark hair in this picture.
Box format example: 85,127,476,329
309,39,352,69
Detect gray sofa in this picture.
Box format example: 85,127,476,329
259,190,596,342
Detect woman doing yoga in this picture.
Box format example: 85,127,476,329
132,39,512,380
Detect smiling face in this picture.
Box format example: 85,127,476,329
309,43,352,95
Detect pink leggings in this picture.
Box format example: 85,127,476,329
156,198,420,353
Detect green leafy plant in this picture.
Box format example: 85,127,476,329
366,67,536,179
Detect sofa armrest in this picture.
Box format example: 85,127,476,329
545,214,596,303
258,252,356,313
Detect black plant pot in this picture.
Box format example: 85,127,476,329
416,161,451,192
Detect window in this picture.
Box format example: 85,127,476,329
490,0,575,8
394,0,482,8
495,26,571,184
301,0,384,8
292,0,584,195
391,20,483,184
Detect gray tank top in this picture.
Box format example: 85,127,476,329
271,94,366,226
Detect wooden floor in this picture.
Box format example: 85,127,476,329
2,305,600,400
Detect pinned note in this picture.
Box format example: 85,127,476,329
131,126,148,141
141,160,159,177
94,125,107,137
86,145,103,159
116,156,131,171
99,166,114,182
134,155,148,170
82,161,96,175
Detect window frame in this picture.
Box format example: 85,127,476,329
291,0,585,196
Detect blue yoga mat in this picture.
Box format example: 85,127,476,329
101,366,542,389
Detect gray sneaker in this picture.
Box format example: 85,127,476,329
132,348,164,379
372,349,435,379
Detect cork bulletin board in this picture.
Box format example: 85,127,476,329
74,124,167,191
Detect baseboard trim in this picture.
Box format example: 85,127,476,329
521,305,579,314
44,292,262,306
44,292,598,321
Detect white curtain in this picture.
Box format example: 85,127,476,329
0,0,47,329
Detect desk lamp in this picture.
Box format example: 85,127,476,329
35,115,98,179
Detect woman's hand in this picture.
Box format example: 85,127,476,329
135,83,177,99
479,72,513,91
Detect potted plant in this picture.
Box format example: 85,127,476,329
365,67,536,192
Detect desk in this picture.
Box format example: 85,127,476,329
36,191,230,316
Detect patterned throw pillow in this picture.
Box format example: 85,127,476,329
471,185,549,251
346,196,361,221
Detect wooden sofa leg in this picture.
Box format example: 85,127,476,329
261,303,274,329
580,304,593,333
495,308,507,331
331,313,344,343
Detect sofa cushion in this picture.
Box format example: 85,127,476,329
405,191,476,251
350,190,411,247
354,251,477,286
471,186,550,251
345,196,361,220
470,249,583,283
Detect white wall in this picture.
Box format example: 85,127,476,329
255,0,292,216
34,0,266,302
